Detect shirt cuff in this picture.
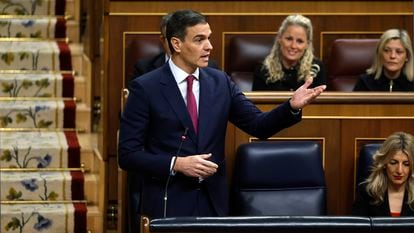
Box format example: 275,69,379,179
288,99,302,115
170,156,177,176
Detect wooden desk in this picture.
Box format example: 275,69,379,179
225,92,414,215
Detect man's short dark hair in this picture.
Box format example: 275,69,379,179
166,9,207,54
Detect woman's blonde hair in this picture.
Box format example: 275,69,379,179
365,131,414,209
367,29,414,81
263,14,314,84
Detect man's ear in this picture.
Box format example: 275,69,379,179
171,37,181,53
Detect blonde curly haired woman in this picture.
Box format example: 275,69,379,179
252,14,327,91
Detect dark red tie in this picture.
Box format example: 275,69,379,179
186,75,198,133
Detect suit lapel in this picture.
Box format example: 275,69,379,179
160,65,198,144
401,190,412,216
198,69,214,144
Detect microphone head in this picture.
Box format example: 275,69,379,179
181,135,186,140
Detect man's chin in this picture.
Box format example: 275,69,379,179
198,61,209,68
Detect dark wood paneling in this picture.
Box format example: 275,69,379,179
104,1,414,229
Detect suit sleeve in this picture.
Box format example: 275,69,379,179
118,80,173,179
228,76,301,139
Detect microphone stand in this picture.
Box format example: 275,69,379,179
163,127,188,218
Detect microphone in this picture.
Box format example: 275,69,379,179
163,127,188,218
310,64,320,78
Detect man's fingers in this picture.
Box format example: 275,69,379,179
301,77,313,89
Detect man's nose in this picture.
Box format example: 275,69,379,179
205,40,213,50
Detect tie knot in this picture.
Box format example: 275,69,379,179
187,75,195,85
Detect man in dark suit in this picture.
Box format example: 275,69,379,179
118,9,326,219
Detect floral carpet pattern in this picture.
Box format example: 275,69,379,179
0,131,80,168
0,72,74,98
0,0,87,232
1,171,84,201
0,17,66,39
1,204,78,233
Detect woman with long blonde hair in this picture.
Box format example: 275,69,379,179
352,131,414,216
252,14,327,91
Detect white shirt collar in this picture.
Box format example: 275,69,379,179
168,59,199,84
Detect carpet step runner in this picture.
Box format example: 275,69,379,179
0,131,80,168
0,16,66,39
1,171,84,201
0,99,75,128
0,72,74,98
0,0,66,16
1,203,86,233
0,40,71,71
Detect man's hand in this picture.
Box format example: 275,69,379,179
174,153,218,178
290,77,326,110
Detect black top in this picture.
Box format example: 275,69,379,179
353,72,414,92
352,183,414,217
252,58,327,91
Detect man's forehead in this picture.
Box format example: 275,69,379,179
185,23,211,36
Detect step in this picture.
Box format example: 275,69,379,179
76,102,91,132
78,133,98,173
0,41,72,71
0,0,66,16
1,171,84,201
67,20,80,43
0,203,87,233
66,0,80,22
0,17,66,39
74,75,89,106
69,43,84,77
0,99,76,129
0,72,74,98
0,132,100,172
84,173,98,205
87,205,104,233
0,131,80,169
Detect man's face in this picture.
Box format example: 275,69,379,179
171,23,213,74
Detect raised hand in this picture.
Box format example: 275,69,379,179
289,77,326,110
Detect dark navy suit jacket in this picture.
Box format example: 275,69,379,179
118,63,301,218
352,183,414,216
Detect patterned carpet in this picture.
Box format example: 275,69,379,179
0,0,88,232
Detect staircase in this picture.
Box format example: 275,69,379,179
0,0,104,232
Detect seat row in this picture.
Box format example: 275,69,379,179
124,34,378,92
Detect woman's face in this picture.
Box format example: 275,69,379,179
385,150,411,188
382,39,407,78
278,25,309,68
